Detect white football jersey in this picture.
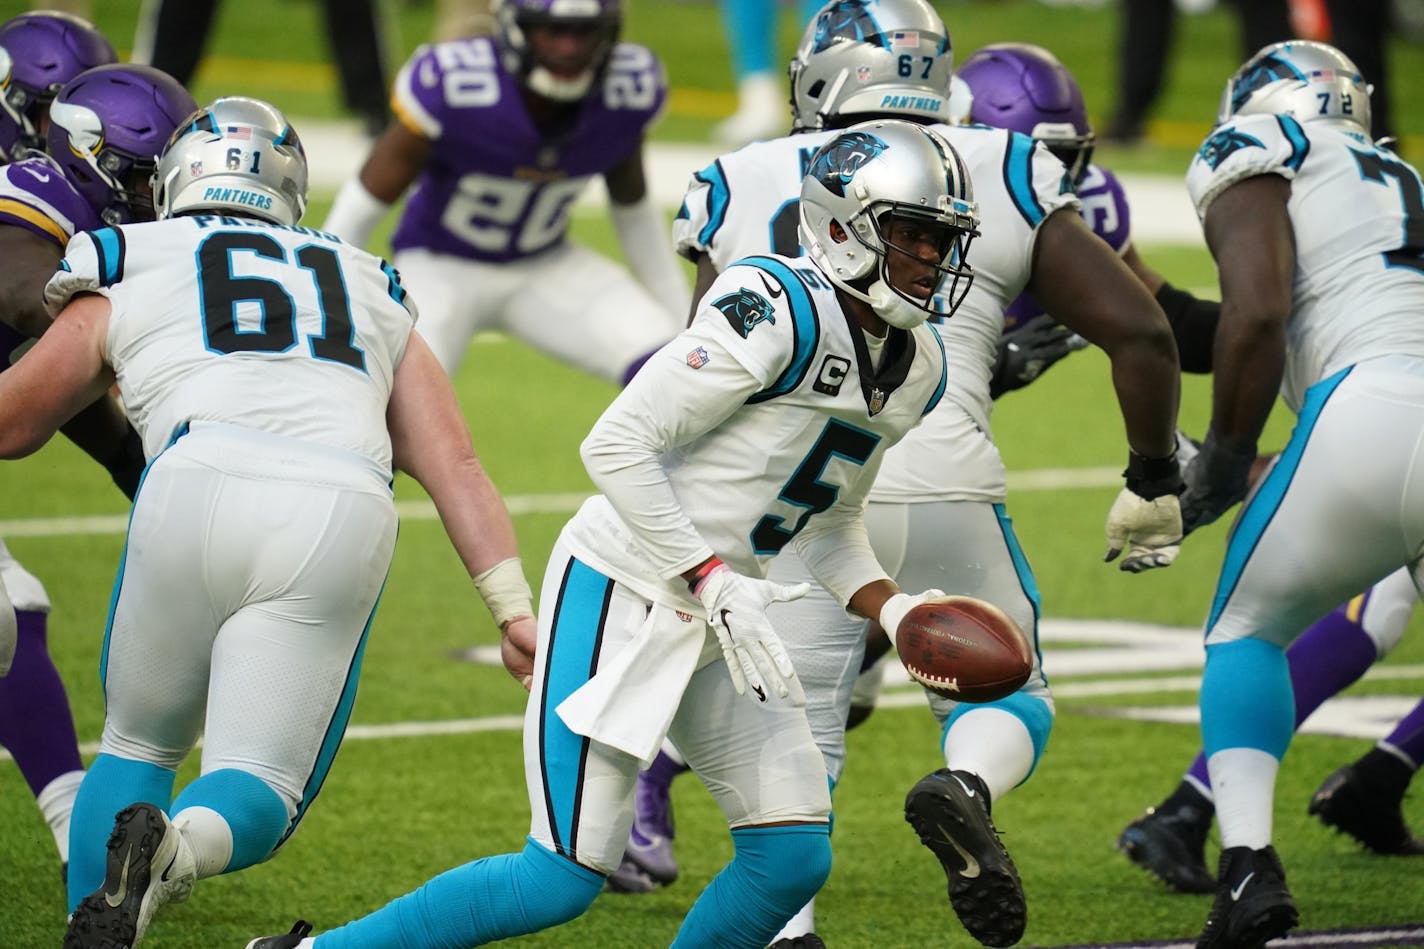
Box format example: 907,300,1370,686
44,215,417,470
562,254,947,606
1187,114,1424,412
674,123,1078,502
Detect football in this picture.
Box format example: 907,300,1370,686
895,595,1032,702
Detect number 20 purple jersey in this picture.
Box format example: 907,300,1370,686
389,35,667,263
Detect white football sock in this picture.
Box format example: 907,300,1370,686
1207,748,1279,850
37,769,84,862
942,707,1034,802
771,896,816,941
172,805,235,880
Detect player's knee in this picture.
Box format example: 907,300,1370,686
733,825,832,911
171,768,288,871
509,838,605,929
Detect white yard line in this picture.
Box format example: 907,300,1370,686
0,468,1121,538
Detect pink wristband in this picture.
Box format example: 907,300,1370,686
687,557,726,597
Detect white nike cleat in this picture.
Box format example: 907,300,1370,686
905,769,1026,947
63,802,196,949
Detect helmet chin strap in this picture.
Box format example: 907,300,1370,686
526,66,593,101
831,270,929,330
865,278,930,329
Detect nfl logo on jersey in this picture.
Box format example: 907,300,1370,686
686,346,710,369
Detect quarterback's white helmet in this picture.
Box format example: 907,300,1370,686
799,119,979,328
1218,40,1372,135
152,96,308,226
789,0,954,132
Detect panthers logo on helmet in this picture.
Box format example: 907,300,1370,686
808,131,887,197
1229,54,1304,116
811,0,879,53
712,287,777,338
1198,126,1264,171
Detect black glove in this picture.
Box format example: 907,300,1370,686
989,315,1089,399
1180,429,1257,534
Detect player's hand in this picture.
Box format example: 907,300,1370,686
693,563,809,703
1180,429,1257,534
1104,489,1183,571
989,316,1090,399
1105,448,1184,572
500,614,537,691
878,589,947,646
0,580,15,678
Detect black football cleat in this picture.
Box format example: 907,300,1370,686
64,803,195,949
1118,784,1216,894
905,769,1025,947
769,934,827,949
245,919,315,949
1195,845,1298,949
1309,760,1424,855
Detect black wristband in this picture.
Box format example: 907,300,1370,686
1123,449,1183,500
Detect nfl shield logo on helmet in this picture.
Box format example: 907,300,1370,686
686,345,710,369
189,161,203,176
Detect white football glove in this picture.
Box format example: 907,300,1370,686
879,589,947,646
1104,488,1183,572
0,578,15,678
693,563,809,703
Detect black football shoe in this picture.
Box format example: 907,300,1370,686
1309,757,1424,855
1118,781,1216,893
905,769,1025,947
1195,845,1298,949
64,803,195,949
770,934,827,949
245,919,314,949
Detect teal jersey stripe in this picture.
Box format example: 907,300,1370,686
92,227,126,286
695,160,731,248
539,557,611,856
922,328,947,416
741,255,819,402
1002,131,1047,228
1207,366,1351,630
1276,115,1310,172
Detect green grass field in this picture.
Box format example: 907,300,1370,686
3,1,1424,946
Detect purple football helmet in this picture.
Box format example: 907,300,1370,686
0,11,116,161
957,42,1095,185
494,0,621,101
46,64,197,225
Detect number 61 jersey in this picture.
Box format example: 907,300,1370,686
1187,113,1424,412
43,216,416,470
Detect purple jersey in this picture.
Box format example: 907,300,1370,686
0,155,99,248
389,35,666,263
1002,162,1131,333
0,155,99,364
